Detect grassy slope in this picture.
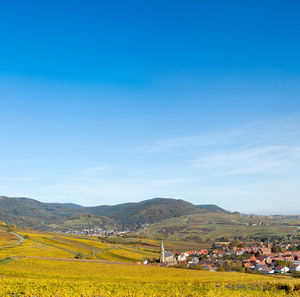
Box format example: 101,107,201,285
0,228,159,262
61,214,117,230
0,230,18,247
0,228,208,262
136,212,300,241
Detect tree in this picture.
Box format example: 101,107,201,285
271,244,282,253
155,233,166,240
212,242,219,249
229,240,240,249
274,260,292,267
74,252,83,259
7,225,15,232
0,220,7,227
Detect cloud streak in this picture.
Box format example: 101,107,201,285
2,114,300,214
192,145,300,175
140,115,300,153
82,166,108,175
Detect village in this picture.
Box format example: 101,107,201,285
56,228,129,237
159,241,300,276
56,227,300,277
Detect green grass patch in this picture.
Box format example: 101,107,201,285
0,257,14,265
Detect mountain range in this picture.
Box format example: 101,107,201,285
0,196,228,230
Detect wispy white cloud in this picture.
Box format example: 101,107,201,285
139,115,300,154
4,114,299,213
137,115,300,178
82,166,108,175
138,130,239,153
192,145,300,175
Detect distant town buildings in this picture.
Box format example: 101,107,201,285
56,228,129,237
158,240,300,276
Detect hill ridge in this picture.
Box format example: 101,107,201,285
0,195,230,229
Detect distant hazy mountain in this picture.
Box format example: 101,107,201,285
0,196,229,229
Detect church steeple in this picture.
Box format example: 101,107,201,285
160,240,165,265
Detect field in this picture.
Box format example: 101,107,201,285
1,257,300,296
0,231,18,247
0,228,160,262
1,228,300,296
0,227,211,262
137,212,300,242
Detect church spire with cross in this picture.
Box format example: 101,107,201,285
160,240,165,265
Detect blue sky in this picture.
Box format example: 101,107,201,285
0,1,300,213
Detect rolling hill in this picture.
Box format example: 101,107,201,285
195,204,230,213
0,196,229,229
136,211,300,242
89,198,207,227
1,196,299,243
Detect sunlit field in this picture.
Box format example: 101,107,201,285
0,231,18,247
1,228,300,296
0,228,159,262
1,258,300,296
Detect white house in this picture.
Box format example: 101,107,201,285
275,266,289,274
289,264,300,272
188,257,199,265
178,254,187,261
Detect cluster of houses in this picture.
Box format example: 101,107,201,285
159,241,300,275
58,228,129,237
240,247,300,274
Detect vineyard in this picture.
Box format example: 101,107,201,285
1,228,300,296
0,228,159,262
0,231,18,247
